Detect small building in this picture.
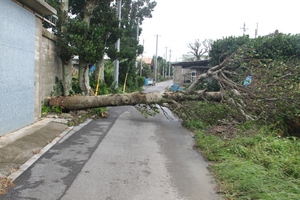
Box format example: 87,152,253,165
137,56,153,67
172,60,210,86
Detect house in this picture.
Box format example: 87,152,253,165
0,0,60,136
172,60,210,86
136,56,153,67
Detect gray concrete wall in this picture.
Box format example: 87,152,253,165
173,65,182,85
40,29,63,104
34,21,63,121
0,0,36,136
34,18,43,121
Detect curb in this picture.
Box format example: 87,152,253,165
8,119,93,181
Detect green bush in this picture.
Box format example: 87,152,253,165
209,35,250,66
71,76,82,94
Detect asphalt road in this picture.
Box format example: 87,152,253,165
1,80,221,200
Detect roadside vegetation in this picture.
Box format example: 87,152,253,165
174,33,300,199
178,102,300,200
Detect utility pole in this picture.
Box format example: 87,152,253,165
169,49,172,79
240,22,248,35
154,34,158,84
136,17,140,68
255,23,258,38
165,46,167,79
140,39,144,76
114,0,122,89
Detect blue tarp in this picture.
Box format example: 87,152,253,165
171,84,184,91
243,75,252,85
145,78,150,86
90,65,96,73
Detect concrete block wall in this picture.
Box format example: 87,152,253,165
40,30,63,101
34,27,62,121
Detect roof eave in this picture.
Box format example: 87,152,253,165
16,0,57,15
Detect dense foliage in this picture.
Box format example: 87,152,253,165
45,0,156,94
176,33,300,199
209,33,300,67
209,35,250,66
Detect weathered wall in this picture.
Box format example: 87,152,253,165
38,29,62,116
0,0,35,136
173,65,182,85
34,17,42,121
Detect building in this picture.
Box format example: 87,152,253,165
172,60,210,86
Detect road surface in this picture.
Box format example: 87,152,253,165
1,80,221,200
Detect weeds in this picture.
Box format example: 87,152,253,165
194,124,300,199
41,105,62,117
181,102,300,199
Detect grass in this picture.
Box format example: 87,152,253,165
41,105,108,126
181,102,300,200
194,125,300,200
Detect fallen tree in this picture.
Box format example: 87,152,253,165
49,91,222,110
49,33,300,136
49,47,300,123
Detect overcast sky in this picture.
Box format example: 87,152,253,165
139,0,300,61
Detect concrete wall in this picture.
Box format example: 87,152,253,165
0,0,61,136
40,29,63,103
34,24,62,121
0,0,35,135
173,65,182,85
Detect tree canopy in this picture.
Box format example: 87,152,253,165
45,0,157,94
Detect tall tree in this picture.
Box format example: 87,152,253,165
111,0,156,90
46,0,156,95
68,0,117,95
187,39,213,60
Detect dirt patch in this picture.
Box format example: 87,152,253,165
208,123,239,139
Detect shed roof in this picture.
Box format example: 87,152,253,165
172,60,209,68
16,0,56,15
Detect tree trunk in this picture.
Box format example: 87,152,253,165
78,60,91,95
49,91,222,111
77,0,97,95
62,59,72,96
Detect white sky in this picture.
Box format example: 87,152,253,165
139,0,300,62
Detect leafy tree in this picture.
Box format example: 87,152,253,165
115,0,156,90
209,35,250,66
45,0,156,95
141,62,152,78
